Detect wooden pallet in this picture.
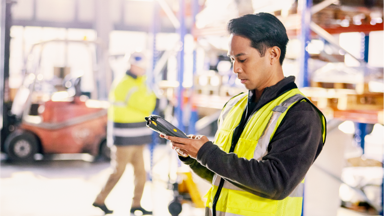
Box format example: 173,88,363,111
195,86,220,95
302,87,350,109
337,93,383,110
302,87,383,111
311,81,370,94
347,156,382,167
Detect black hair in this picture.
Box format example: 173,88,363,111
228,13,289,65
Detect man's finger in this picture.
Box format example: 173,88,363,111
176,149,188,157
171,143,183,149
172,142,188,150
173,146,188,156
175,147,186,153
165,135,191,144
170,141,186,146
196,135,205,139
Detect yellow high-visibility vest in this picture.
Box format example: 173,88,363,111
205,88,326,216
108,74,156,123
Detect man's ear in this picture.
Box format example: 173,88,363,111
269,46,281,65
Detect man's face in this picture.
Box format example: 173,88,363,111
227,34,271,90
130,64,146,76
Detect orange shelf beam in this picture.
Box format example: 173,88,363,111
287,23,384,37
332,109,383,124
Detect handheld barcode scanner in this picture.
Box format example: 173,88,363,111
145,115,188,138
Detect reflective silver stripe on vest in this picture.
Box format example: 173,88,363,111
219,93,246,127
214,175,305,197
289,182,304,197
212,175,243,191
205,207,213,216
253,94,305,160
212,173,220,186
277,94,305,109
213,175,304,196
213,174,220,187
112,86,139,107
215,210,242,216
205,208,243,216
112,127,152,137
223,180,243,191
218,211,242,216
212,174,241,191
252,111,282,160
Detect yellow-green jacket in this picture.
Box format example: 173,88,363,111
107,71,156,145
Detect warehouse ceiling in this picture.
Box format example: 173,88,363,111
8,0,384,35
193,0,383,37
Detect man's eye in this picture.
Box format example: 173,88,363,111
238,59,246,63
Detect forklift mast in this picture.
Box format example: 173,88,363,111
0,0,13,148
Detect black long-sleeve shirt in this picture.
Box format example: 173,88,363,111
180,76,325,200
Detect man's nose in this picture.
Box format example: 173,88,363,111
232,61,242,74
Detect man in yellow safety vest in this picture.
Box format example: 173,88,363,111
163,13,326,216
93,51,156,215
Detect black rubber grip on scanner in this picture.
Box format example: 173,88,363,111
145,115,188,138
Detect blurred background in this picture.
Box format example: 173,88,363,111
0,0,383,215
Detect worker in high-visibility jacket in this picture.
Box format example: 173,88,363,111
163,13,326,216
93,51,155,215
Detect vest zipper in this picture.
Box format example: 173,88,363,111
212,124,240,215
212,178,225,216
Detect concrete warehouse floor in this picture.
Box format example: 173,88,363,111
0,145,373,216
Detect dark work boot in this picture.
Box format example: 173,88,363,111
93,202,114,214
130,206,153,215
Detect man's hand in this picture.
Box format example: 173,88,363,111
159,134,188,157
161,134,209,159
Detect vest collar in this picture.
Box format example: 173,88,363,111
126,70,138,79
249,76,297,112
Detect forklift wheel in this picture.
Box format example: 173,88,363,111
4,130,39,162
168,199,182,216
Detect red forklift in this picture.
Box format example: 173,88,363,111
2,39,110,162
